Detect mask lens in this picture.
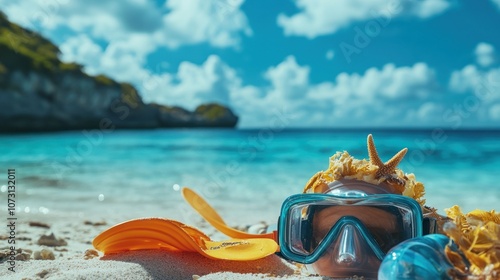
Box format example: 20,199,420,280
287,202,416,258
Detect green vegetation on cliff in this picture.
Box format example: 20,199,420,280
0,11,61,73
0,11,115,87
195,103,232,120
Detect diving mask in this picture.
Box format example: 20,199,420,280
277,180,435,279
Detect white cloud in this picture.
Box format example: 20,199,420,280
0,0,251,49
278,0,452,38
449,66,500,101
140,55,240,111
248,59,438,126
59,34,104,75
137,56,441,127
489,104,500,120
331,63,438,101
159,0,252,48
416,102,442,120
325,50,335,60
475,42,496,67
492,0,500,9
445,44,500,126
264,56,310,100
449,43,499,95
449,65,481,93
59,34,154,83
408,0,451,18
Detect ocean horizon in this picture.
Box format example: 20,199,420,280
1,128,499,228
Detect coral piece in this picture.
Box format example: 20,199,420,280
302,134,425,205
444,206,500,278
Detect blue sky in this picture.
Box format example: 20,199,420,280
1,0,500,128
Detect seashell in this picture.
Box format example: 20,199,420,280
33,249,55,260
247,222,268,234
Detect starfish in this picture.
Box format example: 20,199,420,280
367,134,408,179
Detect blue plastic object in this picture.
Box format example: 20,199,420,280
378,234,468,280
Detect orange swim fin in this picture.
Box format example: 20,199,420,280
93,218,278,261
181,187,276,240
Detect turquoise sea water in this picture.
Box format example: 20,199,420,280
1,129,499,226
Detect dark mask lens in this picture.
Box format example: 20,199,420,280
307,205,410,254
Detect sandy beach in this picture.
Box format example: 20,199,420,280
1,212,328,280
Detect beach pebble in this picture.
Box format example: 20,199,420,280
16,252,31,261
37,233,67,247
84,220,107,226
29,221,51,229
0,248,32,262
84,249,99,260
33,249,55,260
54,248,68,252
36,269,50,278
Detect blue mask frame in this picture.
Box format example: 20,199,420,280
277,193,425,264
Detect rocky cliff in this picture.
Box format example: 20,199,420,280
0,11,238,132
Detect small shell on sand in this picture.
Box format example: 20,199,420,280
33,249,55,260
37,233,68,247
84,249,99,260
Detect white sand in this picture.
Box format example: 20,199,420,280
1,214,327,280
3,251,319,279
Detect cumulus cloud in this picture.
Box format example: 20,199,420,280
0,0,251,49
489,104,500,120
140,55,240,111
250,59,438,126
325,50,335,60
415,102,443,121
449,65,500,100
264,56,310,100
159,0,252,48
136,55,441,127
449,43,499,100
330,63,438,101
475,42,496,67
59,34,104,75
446,44,500,126
278,0,452,38
492,0,500,9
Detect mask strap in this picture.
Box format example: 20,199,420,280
423,217,437,235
